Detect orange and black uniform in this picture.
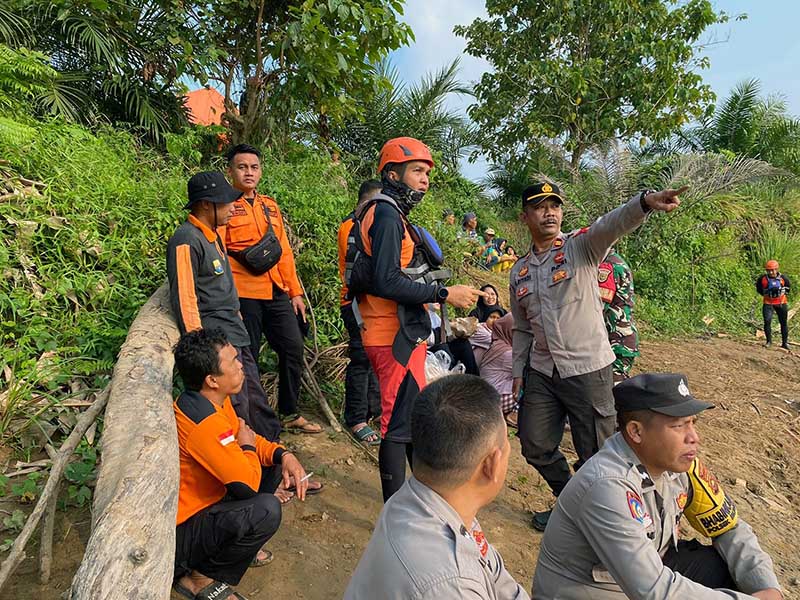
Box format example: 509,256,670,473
358,199,442,501
338,214,380,429
167,215,282,441
756,272,791,346
222,194,305,418
173,390,286,585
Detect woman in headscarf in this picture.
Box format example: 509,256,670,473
480,312,517,427
468,284,506,322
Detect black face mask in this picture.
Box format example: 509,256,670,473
381,168,425,215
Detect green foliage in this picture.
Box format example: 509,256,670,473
331,59,478,179
455,0,731,169
8,472,41,503
3,1,193,138
674,80,800,175
0,117,186,444
62,440,97,508
187,0,412,148
0,44,62,116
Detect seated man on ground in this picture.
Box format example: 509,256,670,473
345,374,529,599
172,328,310,600
533,372,782,600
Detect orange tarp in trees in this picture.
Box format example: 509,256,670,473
184,88,227,126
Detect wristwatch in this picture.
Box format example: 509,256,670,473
639,189,656,212
436,286,449,302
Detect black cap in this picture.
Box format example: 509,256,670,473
613,373,714,417
522,181,565,207
184,172,242,209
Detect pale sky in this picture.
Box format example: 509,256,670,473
389,0,800,182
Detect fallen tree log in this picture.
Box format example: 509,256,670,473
69,284,181,600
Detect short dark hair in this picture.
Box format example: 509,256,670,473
412,374,505,486
617,409,656,433
173,329,230,391
358,179,382,203
226,143,261,164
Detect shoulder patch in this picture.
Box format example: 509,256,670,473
176,390,216,425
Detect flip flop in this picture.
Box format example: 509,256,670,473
286,481,324,495
174,580,248,600
352,424,381,446
250,549,273,567
282,416,323,434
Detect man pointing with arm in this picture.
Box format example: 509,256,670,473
510,182,687,530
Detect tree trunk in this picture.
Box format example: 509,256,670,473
69,284,181,600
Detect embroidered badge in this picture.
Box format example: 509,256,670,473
231,204,247,216
554,251,566,265
551,269,568,284
678,379,690,397
627,491,652,526
517,286,529,297
677,492,688,510
518,266,529,278
218,429,235,446
542,182,553,193
212,259,224,275
598,267,611,283
553,238,564,249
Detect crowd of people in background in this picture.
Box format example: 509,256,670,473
162,136,787,600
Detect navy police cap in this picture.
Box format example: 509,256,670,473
613,373,714,417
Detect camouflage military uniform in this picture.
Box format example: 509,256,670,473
598,250,640,382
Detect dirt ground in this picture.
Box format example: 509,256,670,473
6,336,800,599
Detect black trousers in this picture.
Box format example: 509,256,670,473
379,439,414,502
240,288,305,417
174,467,283,586
232,346,282,442
341,304,381,428
663,540,738,590
763,303,789,345
518,365,616,497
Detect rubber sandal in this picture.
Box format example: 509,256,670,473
352,424,381,446
250,549,273,567
174,580,248,600
282,415,323,434
286,481,324,495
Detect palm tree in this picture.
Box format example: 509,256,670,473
330,59,479,179
0,1,189,139
639,79,800,174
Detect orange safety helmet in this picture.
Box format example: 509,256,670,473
765,259,780,270
377,137,435,174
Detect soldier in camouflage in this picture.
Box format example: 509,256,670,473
598,249,640,383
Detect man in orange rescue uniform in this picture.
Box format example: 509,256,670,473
223,144,321,434
172,328,309,600
356,137,485,501
756,259,791,349
167,171,282,444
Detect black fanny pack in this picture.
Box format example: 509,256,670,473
228,203,283,275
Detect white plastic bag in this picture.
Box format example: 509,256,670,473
425,350,465,382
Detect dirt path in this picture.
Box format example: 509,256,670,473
6,337,800,598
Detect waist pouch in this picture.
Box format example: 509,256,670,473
228,204,283,275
